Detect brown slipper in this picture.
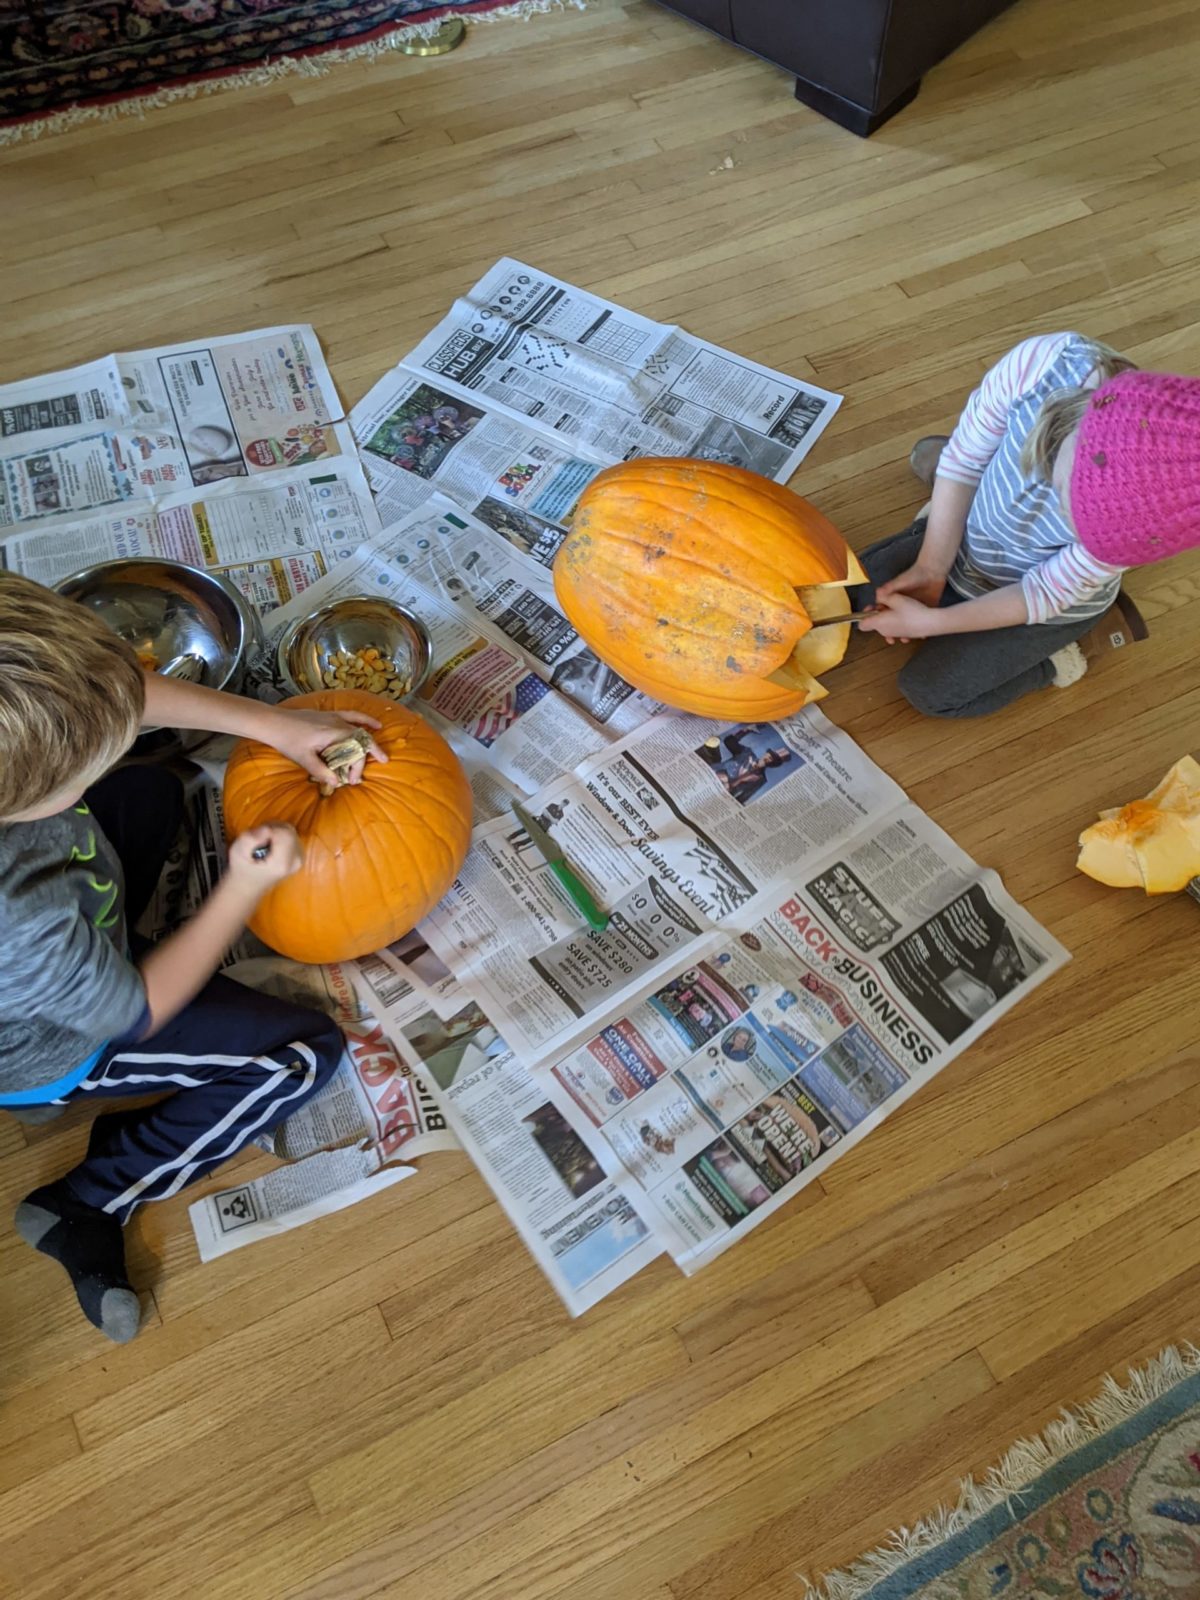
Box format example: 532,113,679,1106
1079,591,1149,660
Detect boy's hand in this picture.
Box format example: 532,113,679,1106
228,825,304,891
857,593,944,645
262,707,388,789
876,562,947,610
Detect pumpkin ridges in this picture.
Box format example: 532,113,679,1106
580,484,847,588
558,561,804,675
578,462,850,586
560,517,810,629
588,623,822,720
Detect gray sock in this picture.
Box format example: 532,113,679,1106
6,1103,68,1127
15,1183,142,1344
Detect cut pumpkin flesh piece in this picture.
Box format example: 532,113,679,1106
791,584,853,678
1075,821,1144,888
766,655,828,703
1078,757,1200,893
804,547,867,589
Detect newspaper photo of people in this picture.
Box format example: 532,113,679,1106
696,725,801,806
881,883,1048,1042
363,383,484,477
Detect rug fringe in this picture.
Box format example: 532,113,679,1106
803,1343,1200,1600
0,0,586,148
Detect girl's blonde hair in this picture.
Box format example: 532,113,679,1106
0,573,145,818
1019,339,1135,481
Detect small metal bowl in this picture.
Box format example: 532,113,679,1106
277,596,433,702
56,557,257,757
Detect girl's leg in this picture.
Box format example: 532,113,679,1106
851,518,931,608
897,613,1097,719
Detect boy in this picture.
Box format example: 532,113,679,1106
0,573,385,1342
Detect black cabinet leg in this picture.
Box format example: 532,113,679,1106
793,75,920,136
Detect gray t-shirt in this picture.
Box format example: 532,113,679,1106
0,800,147,1096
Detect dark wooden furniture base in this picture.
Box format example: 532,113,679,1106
652,0,1019,136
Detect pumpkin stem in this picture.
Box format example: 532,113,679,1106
316,730,373,797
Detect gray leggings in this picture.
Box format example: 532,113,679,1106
854,523,1099,719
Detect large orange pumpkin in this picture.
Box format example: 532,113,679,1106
223,689,472,963
553,459,866,720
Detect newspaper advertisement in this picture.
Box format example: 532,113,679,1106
400,258,842,479
420,707,1069,1272
253,535,648,799
351,953,661,1316
188,953,459,1262
0,327,345,496
0,456,380,615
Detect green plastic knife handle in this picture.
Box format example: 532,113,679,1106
548,860,609,932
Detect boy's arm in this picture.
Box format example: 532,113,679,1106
136,824,301,1034
141,673,387,787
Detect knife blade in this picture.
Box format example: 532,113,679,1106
806,612,867,629
510,801,609,932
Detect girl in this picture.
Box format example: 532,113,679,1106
855,333,1199,717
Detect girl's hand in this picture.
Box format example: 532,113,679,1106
876,562,947,610
262,706,388,788
227,824,304,891
857,593,944,645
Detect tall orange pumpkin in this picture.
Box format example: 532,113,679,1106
223,689,472,964
553,459,866,720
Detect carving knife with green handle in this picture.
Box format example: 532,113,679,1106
510,801,609,932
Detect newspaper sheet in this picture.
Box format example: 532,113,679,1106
420,707,1070,1273
422,708,905,1061
351,952,662,1316
350,261,841,556
0,327,345,504
400,259,842,479
0,455,380,616
187,953,459,1261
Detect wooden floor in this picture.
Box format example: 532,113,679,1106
3,1,1200,1595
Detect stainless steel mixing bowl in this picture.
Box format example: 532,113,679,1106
56,557,257,755
277,596,433,702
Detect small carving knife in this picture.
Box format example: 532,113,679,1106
510,801,609,932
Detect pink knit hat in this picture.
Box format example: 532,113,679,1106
1070,369,1200,567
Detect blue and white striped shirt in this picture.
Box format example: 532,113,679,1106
938,333,1124,624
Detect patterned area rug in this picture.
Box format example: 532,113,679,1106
810,1348,1200,1599
0,0,581,143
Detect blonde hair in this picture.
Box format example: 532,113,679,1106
0,573,144,817
1020,339,1136,480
